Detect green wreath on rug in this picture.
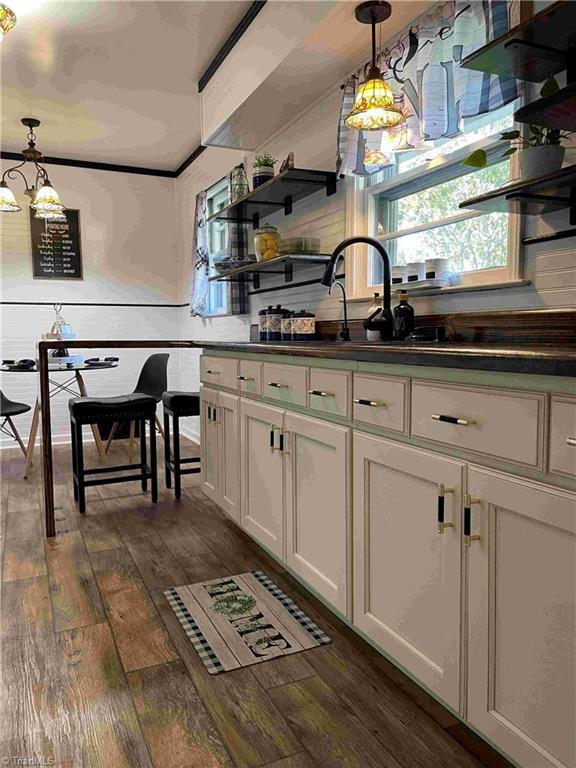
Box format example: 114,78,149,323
212,592,257,618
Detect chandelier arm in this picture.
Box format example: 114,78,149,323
33,161,48,182
2,166,30,188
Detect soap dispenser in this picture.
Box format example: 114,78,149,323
364,293,382,341
393,291,415,340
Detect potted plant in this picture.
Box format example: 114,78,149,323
252,153,276,188
463,77,574,180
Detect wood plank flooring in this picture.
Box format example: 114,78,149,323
0,439,514,768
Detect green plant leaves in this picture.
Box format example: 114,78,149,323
500,130,520,140
540,76,560,98
462,148,488,168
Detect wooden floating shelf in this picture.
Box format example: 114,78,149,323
207,168,337,229
515,82,576,131
210,253,333,293
459,164,576,216
460,1,576,82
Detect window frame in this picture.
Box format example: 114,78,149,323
204,177,231,317
347,133,522,300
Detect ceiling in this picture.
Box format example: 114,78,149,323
0,0,253,170
1,0,434,170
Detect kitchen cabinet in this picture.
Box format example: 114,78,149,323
200,387,220,504
200,387,240,520
353,432,465,710
240,398,285,559
284,412,350,615
466,466,576,768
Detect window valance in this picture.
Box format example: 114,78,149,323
337,0,520,177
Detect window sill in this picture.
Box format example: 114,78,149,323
346,279,531,303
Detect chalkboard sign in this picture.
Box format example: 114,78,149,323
30,209,83,280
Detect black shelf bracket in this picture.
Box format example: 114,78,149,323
284,262,293,282
523,227,576,246
248,271,344,297
284,195,293,216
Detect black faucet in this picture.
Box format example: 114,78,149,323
321,236,393,341
328,281,350,341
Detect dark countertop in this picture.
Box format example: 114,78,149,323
198,340,576,377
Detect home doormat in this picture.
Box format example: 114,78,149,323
164,569,331,674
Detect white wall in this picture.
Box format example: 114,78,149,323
0,162,182,446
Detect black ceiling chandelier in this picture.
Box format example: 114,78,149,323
0,118,66,220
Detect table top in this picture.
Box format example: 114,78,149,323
1,363,118,373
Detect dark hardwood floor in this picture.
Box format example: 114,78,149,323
0,437,514,768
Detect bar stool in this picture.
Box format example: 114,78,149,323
69,393,158,513
162,391,201,500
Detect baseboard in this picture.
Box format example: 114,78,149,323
178,424,200,445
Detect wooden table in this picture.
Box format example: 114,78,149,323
2,362,118,477
38,339,200,537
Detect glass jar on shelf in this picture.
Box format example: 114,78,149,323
254,225,280,261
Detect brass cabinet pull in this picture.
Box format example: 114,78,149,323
354,398,386,407
205,369,220,375
464,494,482,546
437,484,455,533
270,424,283,452
267,382,288,388
567,437,576,447
309,390,334,397
237,375,254,381
432,414,476,426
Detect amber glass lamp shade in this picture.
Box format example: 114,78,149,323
0,181,21,212
0,4,16,39
345,68,405,132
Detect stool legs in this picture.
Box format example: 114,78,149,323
172,413,181,500
74,420,86,514
140,418,148,493
149,416,158,503
70,419,78,501
164,411,171,489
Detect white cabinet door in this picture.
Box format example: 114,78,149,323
200,386,220,503
467,466,576,768
240,398,285,559
284,412,350,616
218,391,240,522
353,432,465,711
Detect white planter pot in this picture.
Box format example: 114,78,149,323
518,145,565,180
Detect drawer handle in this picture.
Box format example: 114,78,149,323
267,382,288,388
567,437,576,447
432,414,476,427
309,390,334,397
205,369,220,375
437,484,455,534
270,424,283,452
354,398,386,407
237,375,254,381
464,495,482,547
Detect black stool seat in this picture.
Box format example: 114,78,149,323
163,390,201,499
162,391,200,416
69,393,156,423
0,391,31,418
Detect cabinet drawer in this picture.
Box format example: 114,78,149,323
549,395,576,479
262,362,308,407
238,360,262,397
308,368,351,419
353,374,408,434
411,381,546,469
200,356,238,390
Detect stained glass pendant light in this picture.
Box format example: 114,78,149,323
1,118,66,219
0,3,16,39
345,1,405,132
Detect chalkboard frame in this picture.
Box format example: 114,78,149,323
30,208,83,281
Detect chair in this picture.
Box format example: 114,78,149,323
162,391,201,499
104,353,169,454
0,391,31,468
69,393,158,513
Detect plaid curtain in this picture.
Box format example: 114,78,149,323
337,0,520,177
190,191,209,316
227,222,249,315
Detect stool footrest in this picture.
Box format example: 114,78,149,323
84,463,143,475
180,467,202,476
180,457,201,464
83,471,151,488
